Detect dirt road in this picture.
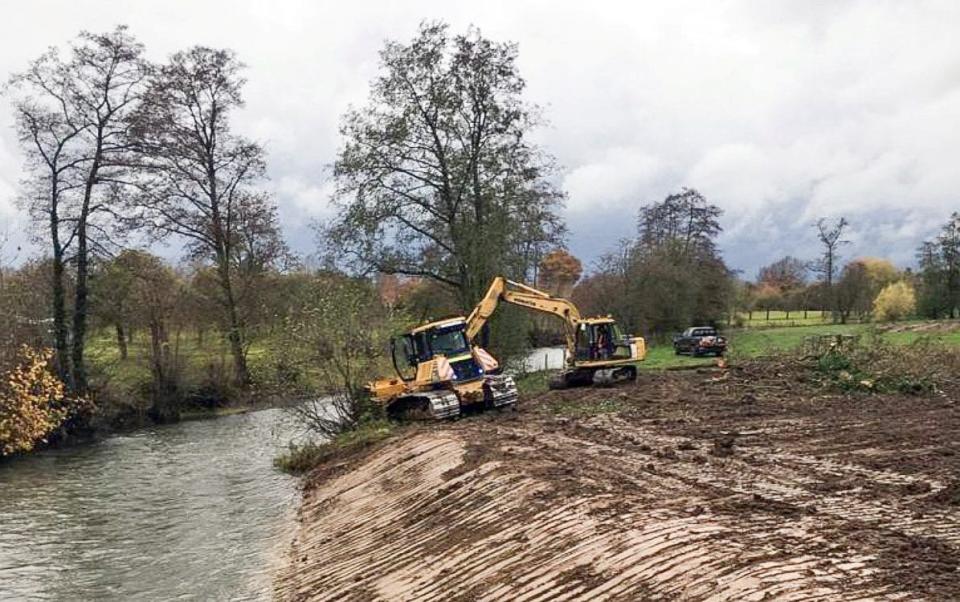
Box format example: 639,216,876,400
275,362,960,600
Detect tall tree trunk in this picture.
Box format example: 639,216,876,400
115,323,128,359
48,185,72,388
51,251,71,387
217,262,249,386
71,215,89,393
72,139,102,394
224,287,249,386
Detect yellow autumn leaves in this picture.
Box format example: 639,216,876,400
0,346,86,456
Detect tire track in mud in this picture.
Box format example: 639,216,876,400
277,434,909,600
276,366,960,601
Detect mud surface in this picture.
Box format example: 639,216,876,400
276,361,960,600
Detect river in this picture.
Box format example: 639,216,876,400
0,407,303,601
0,348,562,601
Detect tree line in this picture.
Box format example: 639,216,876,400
7,27,286,396
2,21,959,455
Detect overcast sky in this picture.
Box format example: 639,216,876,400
1,0,958,278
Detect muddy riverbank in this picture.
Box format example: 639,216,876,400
275,360,960,600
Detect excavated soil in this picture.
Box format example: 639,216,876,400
275,361,960,601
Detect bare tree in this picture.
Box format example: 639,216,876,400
8,26,149,390
811,217,850,287
810,217,850,319
131,47,270,386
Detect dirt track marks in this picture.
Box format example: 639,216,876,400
276,365,960,600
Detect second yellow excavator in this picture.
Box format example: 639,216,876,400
366,276,646,419
467,277,646,389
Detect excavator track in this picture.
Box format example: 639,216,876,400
549,365,638,389
483,374,519,409
592,364,638,387
388,391,460,421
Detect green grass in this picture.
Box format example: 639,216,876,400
515,370,552,396
273,419,394,475
640,321,960,371
85,328,324,401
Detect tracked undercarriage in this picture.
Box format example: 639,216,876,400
548,364,638,389
383,373,519,420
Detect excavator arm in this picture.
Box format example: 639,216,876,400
466,277,583,353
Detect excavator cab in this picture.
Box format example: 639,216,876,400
390,319,484,384
575,320,635,362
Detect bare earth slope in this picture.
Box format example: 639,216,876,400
276,363,960,601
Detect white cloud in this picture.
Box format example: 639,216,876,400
1,0,958,274
562,148,666,213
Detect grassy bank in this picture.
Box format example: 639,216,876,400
273,420,395,475
83,329,324,431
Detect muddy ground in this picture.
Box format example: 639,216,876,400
275,360,960,601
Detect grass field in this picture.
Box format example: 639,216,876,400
515,320,960,395
85,329,287,411
642,320,960,370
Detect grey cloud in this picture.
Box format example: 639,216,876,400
1,0,957,277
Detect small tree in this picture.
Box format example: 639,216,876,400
277,274,398,439
0,346,85,456
916,214,960,318
835,261,871,323
538,249,582,297
132,47,275,386
874,281,916,322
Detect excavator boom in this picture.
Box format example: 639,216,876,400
466,277,581,342
466,276,645,388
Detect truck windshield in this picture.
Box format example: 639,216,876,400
428,325,470,356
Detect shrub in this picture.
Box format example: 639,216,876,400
873,281,916,322
274,419,393,474
0,347,87,456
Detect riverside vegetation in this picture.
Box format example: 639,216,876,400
4,22,960,460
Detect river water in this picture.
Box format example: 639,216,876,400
0,408,303,601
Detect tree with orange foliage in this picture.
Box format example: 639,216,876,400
538,249,583,297
0,346,85,456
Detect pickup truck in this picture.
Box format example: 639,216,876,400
673,327,727,357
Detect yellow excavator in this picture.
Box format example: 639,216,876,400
467,277,646,388
366,276,646,419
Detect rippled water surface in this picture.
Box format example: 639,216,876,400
0,408,302,601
